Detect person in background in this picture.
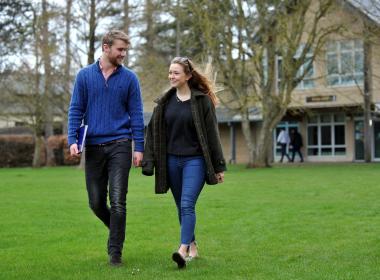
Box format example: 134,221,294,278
290,129,304,162
67,30,144,266
142,57,226,269
277,128,291,163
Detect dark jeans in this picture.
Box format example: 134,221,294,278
291,148,304,162
279,143,290,162
167,154,206,245
85,140,132,257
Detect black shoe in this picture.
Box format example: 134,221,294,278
172,252,186,269
109,254,122,266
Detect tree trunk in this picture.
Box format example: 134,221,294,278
31,9,43,168
254,96,287,167
175,0,181,56
123,0,130,66
62,0,73,135
254,121,273,167
33,135,44,167
363,40,372,162
145,0,154,53
87,0,96,65
41,0,54,166
240,109,255,167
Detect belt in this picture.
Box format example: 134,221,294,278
87,138,131,147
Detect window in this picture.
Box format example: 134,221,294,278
276,45,315,91
296,47,315,89
307,114,346,156
326,40,364,86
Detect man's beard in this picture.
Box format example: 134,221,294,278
109,56,124,66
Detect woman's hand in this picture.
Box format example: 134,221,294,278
216,172,224,183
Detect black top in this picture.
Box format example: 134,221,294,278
290,131,303,149
164,93,202,156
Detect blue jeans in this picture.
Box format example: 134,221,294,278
167,154,206,245
85,140,132,257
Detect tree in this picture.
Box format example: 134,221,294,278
2,7,45,167
133,0,173,110
190,0,342,167
61,0,73,135
0,0,33,61
134,0,212,109
77,0,121,65
122,0,131,65
41,0,56,166
0,1,47,167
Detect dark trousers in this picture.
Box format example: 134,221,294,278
279,143,290,162
85,140,132,257
291,147,304,162
167,155,206,245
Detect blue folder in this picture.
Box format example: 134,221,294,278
76,124,88,154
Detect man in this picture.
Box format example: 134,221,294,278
277,128,291,163
290,129,304,162
67,30,144,266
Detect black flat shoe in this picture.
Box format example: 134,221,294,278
109,254,122,266
172,252,186,269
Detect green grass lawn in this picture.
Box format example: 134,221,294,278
0,163,379,280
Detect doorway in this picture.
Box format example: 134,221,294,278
273,122,299,161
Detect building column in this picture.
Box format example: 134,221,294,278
229,122,236,164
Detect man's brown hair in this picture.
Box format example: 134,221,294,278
102,30,130,51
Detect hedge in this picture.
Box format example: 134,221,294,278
0,135,80,167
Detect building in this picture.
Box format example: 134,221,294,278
216,0,380,164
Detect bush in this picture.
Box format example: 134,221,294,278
0,135,36,167
46,135,80,166
61,137,80,165
0,134,80,167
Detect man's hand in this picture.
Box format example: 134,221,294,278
69,144,80,157
133,151,143,167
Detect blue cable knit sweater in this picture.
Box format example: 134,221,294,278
67,61,144,152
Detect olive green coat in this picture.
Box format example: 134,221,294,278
142,88,226,194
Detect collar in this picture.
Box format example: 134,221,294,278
98,57,118,74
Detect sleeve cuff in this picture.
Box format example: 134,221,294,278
134,142,144,152
68,137,77,147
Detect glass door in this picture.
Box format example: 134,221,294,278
374,121,380,159
273,122,299,160
354,120,364,160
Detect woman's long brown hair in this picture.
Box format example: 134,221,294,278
170,57,218,107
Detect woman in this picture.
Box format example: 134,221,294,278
142,57,226,268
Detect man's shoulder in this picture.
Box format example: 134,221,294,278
119,66,138,77
77,63,97,76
